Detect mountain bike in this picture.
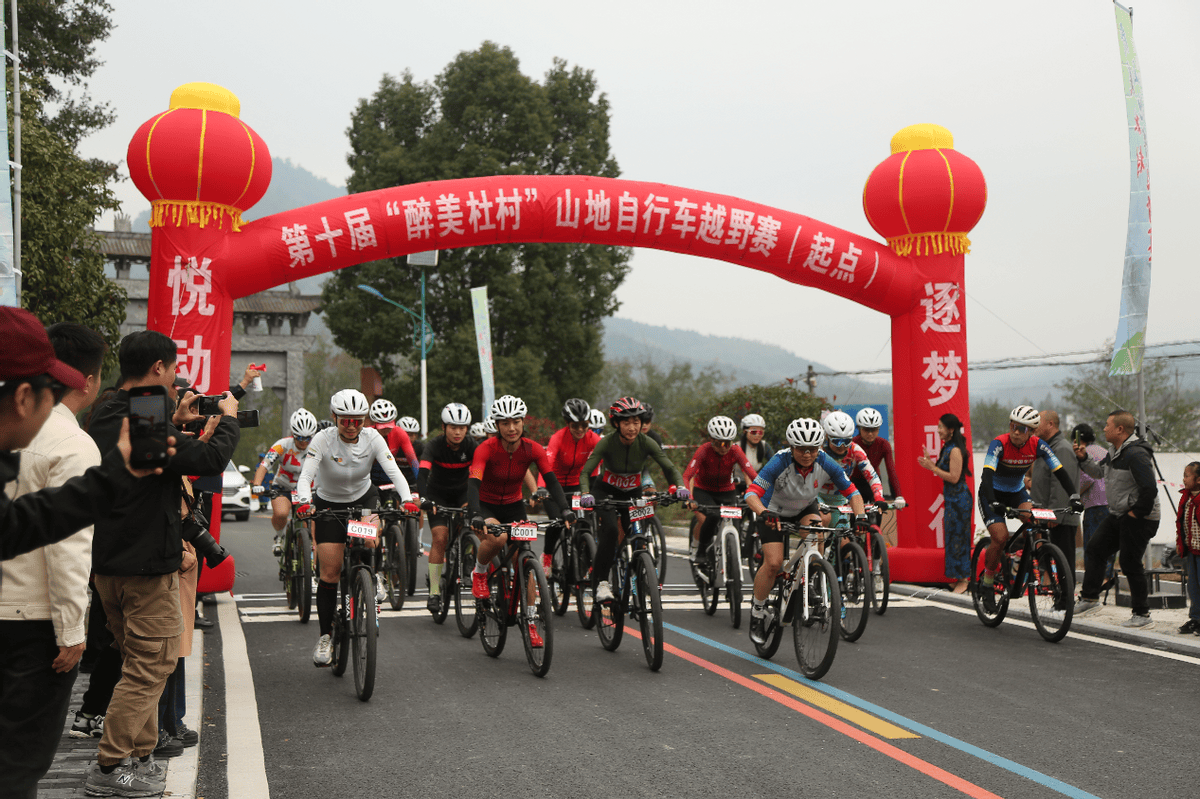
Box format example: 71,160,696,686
751,520,841,680
692,502,747,629
380,483,420,597
375,484,407,611
427,504,477,632
863,498,905,615
822,503,874,642
279,489,313,623
476,520,556,677
970,505,1075,642
546,498,599,628
592,492,680,671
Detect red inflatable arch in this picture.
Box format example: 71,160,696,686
129,83,985,592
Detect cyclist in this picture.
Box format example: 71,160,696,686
482,417,497,437
852,407,904,504
638,402,666,491
819,411,885,523
295,389,418,667
253,408,319,554
368,399,418,489
468,396,573,627
417,403,476,615
579,397,689,602
469,421,487,443
977,405,1081,611
316,419,334,432
684,416,758,562
588,408,606,436
398,415,422,454
539,398,601,571
743,418,869,645
734,413,769,487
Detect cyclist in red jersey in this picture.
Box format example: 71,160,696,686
468,396,573,611
852,407,904,503
537,398,600,570
684,416,758,561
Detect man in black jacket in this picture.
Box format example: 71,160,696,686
84,331,240,796
1072,409,1161,628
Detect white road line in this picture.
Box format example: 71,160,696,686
218,597,271,798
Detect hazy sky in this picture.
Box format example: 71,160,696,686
75,1,1200,376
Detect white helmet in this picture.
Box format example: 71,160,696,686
786,418,825,448
707,416,737,441
490,395,527,420
469,422,486,439
398,416,420,433
482,417,497,434
1010,405,1040,429
741,413,765,430
441,403,472,426
330,389,369,417
369,398,397,424
290,408,319,438
588,408,607,429
855,407,883,429
822,411,856,441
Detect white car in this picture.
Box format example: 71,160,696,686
221,461,252,522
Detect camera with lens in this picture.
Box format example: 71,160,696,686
181,501,230,568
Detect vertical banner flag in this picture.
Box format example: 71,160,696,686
0,4,16,307
470,286,495,418
1109,2,1152,376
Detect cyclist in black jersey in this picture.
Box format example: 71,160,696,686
417,403,476,615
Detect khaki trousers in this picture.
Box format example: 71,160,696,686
93,572,183,765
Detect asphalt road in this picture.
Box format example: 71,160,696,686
200,512,1200,799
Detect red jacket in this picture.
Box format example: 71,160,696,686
1176,488,1200,556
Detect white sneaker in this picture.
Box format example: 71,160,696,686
313,634,333,666
595,581,614,603
375,574,387,604
1121,613,1153,629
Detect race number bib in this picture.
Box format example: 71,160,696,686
602,471,641,491
1031,508,1057,521
291,491,300,504
571,494,581,510
629,504,655,522
509,521,539,541
837,505,853,514
720,506,741,519
347,520,377,539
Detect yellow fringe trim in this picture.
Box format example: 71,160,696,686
149,200,246,232
886,231,971,257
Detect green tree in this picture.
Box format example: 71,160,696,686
594,356,729,445
1057,343,1200,451
324,43,631,419
969,399,1013,449
304,333,364,418
696,383,831,452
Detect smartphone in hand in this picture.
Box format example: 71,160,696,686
127,385,171,469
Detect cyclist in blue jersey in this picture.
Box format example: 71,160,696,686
743,418,868,645
977,405,1081,611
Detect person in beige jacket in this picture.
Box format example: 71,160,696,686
0,323,106,799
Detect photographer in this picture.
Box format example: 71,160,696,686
83,331,239,796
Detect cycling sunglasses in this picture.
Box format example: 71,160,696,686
829,437,852,448
338,417,365,427
293,435,312,443
1009,423,1032,435
793,446,819,454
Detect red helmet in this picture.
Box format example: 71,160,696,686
608,396,645,426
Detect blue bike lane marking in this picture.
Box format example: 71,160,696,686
663,621,1102,799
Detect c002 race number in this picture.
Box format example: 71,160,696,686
629,504,655,522
602,472,640,491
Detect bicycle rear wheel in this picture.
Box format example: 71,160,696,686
454,533,481,638
294,524,314,623
480,565,508,658
725,528,743,629
350,569,377,701
633,552,664,671
382,524,405,611
518,552,554,677
970,537,1009,627
836,540,872,642
754,577,786,660
549,536,570,617
404,517,420,596
648,514,668,583
794,558,840,680
596,562,625,652
574,530,598,629
1028,542,1074,642
869,530,891,616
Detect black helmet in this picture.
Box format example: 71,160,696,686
562,398,591,423
639,402,655,423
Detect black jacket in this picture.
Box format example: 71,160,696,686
88,390,240,576
1,447,137,561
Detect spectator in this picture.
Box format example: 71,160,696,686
1071,423,1109,554
1175,462,1200,636
918,413,972,593
1072,409,1161,628
83,330,239,797
1029,410,1081,568
0,323,107,799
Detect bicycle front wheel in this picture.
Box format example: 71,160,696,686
549,536,570,617
454,533,481,638
970,537,1009,627
519,552,554,677
295,524,314,624
404,517,420,596
480,565,508,658
574,530,598,630
382,524,405,611
754,577,786,660
596,562,625,652
869,530,891,616
835,540,872,642
331,577,350,678
350,569,377,701
633,552,664,671
1028,542,1074,642
725,528,743,629
794,558,840,680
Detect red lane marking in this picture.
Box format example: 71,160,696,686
627,629,1004,799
